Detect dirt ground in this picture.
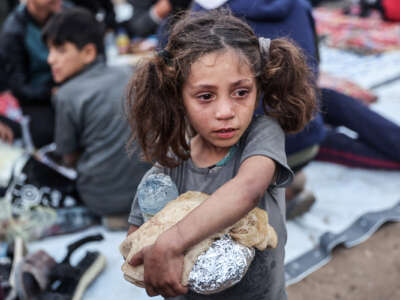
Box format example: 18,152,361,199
287,222,400,300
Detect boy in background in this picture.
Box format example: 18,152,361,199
42,7,150,228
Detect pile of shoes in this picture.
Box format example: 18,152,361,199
1,234,106,300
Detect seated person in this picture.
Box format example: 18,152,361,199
122,0,191,39
0,0,65,148
42,7,151,225
345,0,400,21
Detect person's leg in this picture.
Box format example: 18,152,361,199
317,130,400,170
286,145,319,220
321,88,400,163
20,105,54,149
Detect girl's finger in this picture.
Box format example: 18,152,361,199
159,279,188,298
161,283,188,298
172,282,188,295
145,285,159,297
160,286,179,298
129,250,144,266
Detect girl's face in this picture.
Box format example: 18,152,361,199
182,50,257,153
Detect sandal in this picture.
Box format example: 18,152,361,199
15,234,105,300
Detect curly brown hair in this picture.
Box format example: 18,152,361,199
126,9,317,168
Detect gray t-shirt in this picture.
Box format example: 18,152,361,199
54,59,150,216
129,115,293,300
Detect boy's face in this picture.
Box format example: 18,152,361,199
29,0,62,17
47,42,93,83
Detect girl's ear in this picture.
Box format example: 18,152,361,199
82,43,97,64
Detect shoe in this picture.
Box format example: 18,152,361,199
286,190,316,220
14,250,56,300
15,234,105,300
39,251,106,300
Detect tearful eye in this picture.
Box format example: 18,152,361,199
198,93,213,101
234,89,249,98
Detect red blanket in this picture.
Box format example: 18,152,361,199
314,7,400,54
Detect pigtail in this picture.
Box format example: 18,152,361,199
259,38,318,133
126,54,190,168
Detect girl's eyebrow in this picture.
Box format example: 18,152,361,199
189,79,253,90
231,79,252,87
190,84,217,90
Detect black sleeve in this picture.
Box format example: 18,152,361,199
1,32,52,105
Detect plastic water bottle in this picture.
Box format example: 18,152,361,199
116,28,130,54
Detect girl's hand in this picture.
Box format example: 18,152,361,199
129,226,188,298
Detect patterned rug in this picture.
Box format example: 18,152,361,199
314,7,400,54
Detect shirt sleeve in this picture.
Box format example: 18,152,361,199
240,115,293,188
53,92,80,155
128,165,165,226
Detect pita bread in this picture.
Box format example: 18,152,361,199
120,191,277,287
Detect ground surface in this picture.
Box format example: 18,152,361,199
287,222,400,300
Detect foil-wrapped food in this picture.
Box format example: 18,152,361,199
188,235,255,294
119,191,278,294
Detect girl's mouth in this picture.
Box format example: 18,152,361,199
215,128,236,139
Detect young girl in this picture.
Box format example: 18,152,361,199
125,10,317,300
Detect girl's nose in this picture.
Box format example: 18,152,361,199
215,98,234,120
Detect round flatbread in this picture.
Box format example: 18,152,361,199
120,191,277,286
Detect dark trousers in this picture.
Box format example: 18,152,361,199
317,88,400,170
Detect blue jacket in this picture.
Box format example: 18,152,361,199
193,0,326,156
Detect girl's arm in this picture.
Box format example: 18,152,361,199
171,155,275,250
130,155,276,297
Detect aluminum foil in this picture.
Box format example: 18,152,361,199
188,235,255,294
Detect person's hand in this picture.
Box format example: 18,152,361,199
129,226,188,298
153,0,172,20
0,121,14,144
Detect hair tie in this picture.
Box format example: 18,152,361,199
157,49,172,64
258,37,271,59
